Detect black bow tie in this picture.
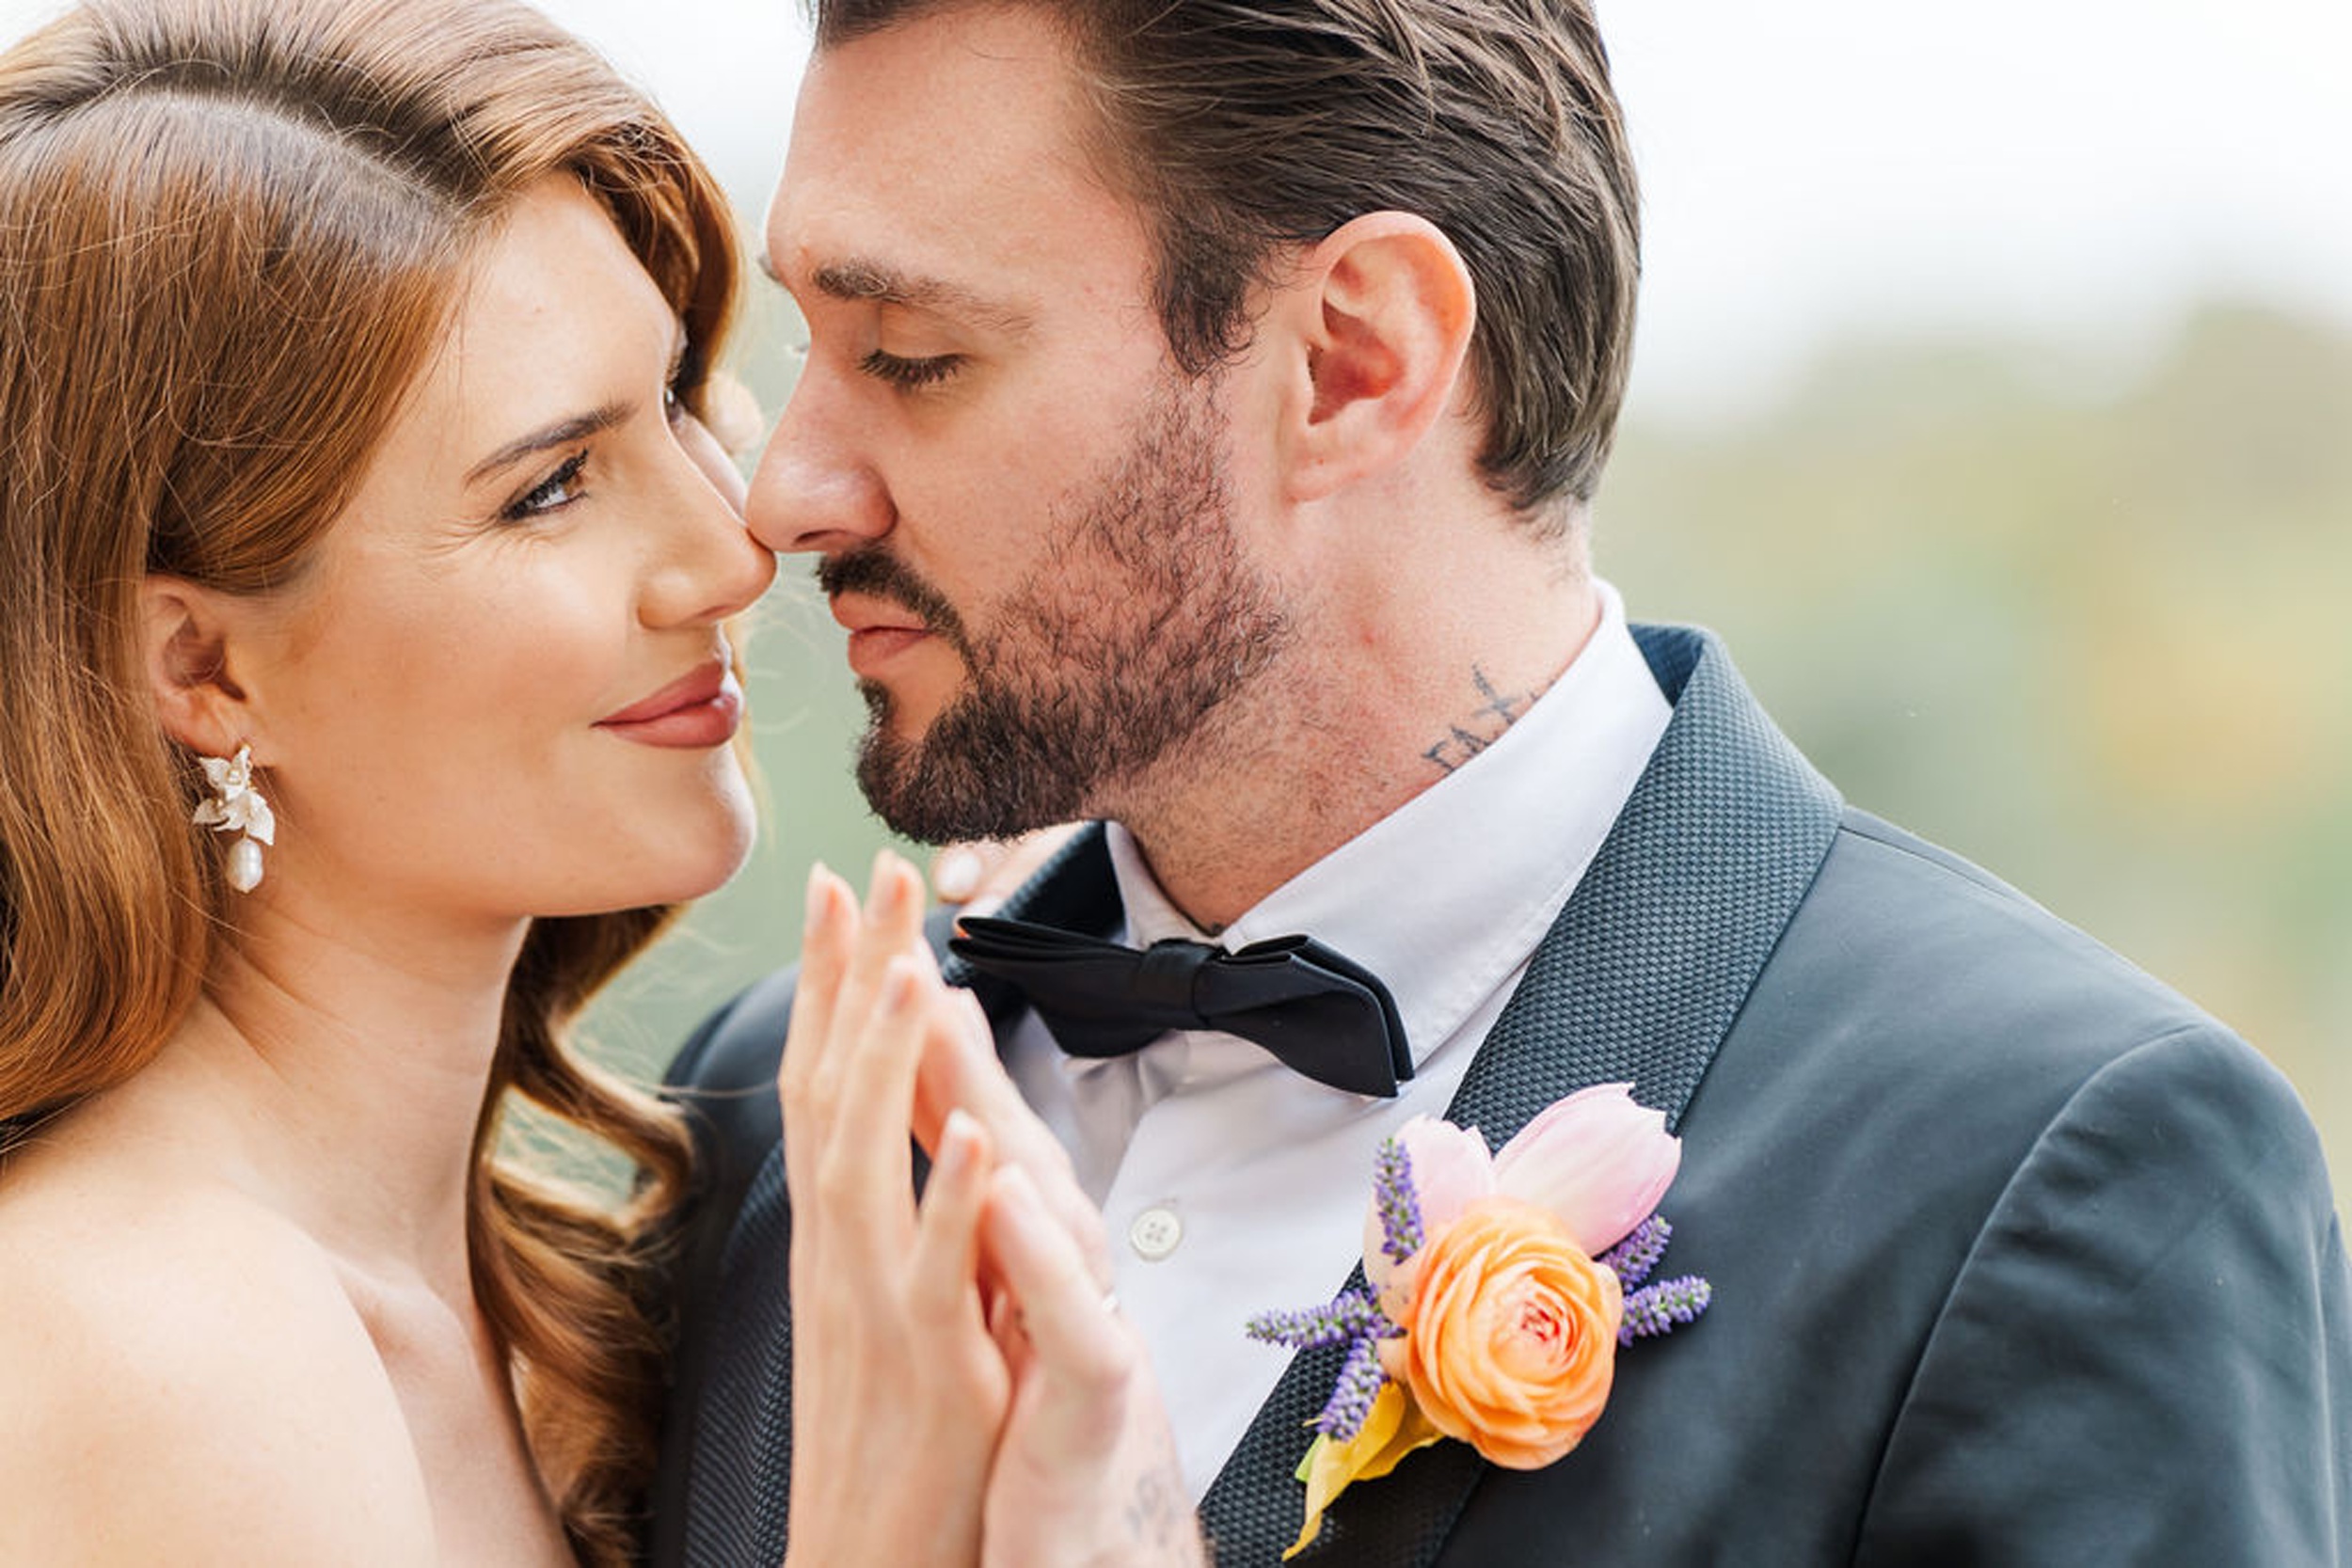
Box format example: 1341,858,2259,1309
949,917,1414,1098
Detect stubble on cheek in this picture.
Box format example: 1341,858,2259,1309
850,372,1291,842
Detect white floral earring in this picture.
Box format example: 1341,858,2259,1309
194,744,276,893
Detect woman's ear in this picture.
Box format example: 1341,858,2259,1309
1273,211,1477,503
139,577,255,759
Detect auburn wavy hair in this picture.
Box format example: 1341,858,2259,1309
0,0,732,1557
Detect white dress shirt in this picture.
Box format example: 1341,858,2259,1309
1002,580,1671,1497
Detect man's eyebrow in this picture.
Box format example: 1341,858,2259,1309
793,256,1034,338
465,402,630,486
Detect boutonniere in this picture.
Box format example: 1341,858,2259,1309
1248,1084,1711,1559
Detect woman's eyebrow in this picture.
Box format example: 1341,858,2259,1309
465,400,631,486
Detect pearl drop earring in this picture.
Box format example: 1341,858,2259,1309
194,744,276,893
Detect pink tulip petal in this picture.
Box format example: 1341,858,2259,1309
1362,1116,1495,1290
1493,1084,1680,1255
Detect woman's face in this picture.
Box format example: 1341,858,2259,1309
232,175,776,930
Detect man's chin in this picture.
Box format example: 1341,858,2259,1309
853,674,951,739
853,714,1086,846
854,721,964,844
854,766,1015,847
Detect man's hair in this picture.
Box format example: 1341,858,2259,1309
813,0,1642,527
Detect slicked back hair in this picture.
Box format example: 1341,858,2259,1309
812,0,1642,528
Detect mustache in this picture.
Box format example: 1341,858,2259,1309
816,546,970,651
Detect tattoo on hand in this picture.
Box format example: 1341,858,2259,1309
1423,665,1537,773
1124,1467,1189,1549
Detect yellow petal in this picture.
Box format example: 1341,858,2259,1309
1283,1385,1448,1559
1354,1395,1445,1483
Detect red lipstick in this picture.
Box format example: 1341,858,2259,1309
597,661,743,749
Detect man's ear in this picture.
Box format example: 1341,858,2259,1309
139,577,256,759
1274,212,1476,503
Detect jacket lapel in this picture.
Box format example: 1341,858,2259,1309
1196,626,1846,1564
941,822,1121,1002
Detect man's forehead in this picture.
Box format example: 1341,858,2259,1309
787,7,1087,152
759,6,1169,343
775,6,1120,216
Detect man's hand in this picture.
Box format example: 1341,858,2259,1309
929,825,1083,916
976,1168,1207,1568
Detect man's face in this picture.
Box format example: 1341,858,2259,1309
749,5,1293,841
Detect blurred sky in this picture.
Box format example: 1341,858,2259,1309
4,0,2347,421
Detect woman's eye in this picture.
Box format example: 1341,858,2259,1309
861,349,963,390
503,451,589,521
668,334,706,425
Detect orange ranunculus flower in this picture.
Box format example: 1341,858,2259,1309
1377,1195,1623,1469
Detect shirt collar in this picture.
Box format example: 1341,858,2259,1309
1104,578,1669,1072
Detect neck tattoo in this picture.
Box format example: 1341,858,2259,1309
1422,666,1539,774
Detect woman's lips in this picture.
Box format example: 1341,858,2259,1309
597,662,744,749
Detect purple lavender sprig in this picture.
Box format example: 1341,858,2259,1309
1600,1212,1711,1346
1373,1136,1423,1265
1318,1333,1391,1440
1248,1287,1403,1443
1597,1213,1671,1288
1246,1288,1394,1352
1620,1275,1713,1346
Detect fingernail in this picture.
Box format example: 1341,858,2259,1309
933,846,982,902
805,862,833,927
869,847,912,920
937,1108,982,1176
942,1106,988,1165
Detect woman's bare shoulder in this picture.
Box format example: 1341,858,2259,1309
0,1145,438,1564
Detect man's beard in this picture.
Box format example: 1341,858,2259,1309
819,372,1292,843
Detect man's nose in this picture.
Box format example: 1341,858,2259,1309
745,382,892,556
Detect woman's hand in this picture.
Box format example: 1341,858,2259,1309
779,853,1007,1568
909,984,1111,1302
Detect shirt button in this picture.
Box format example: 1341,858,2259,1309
1128,1205,1184,1261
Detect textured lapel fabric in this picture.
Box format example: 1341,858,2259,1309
681,1148,796,1568
1194,625,1844,1565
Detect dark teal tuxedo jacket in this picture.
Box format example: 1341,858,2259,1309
647,626,2349,1566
